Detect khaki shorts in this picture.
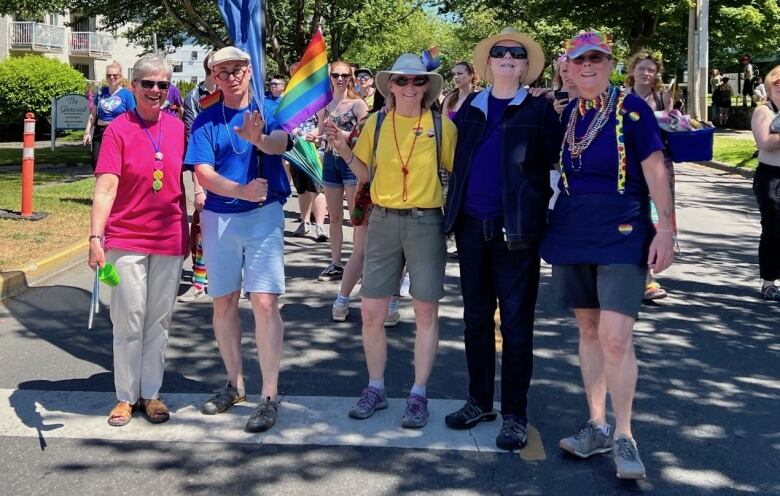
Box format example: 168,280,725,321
360,206,446,301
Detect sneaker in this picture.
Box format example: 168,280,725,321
293,222,311,237
444,399,497,430
384,309,401,327
401,394,429,428
244,396,279,433
332,299,350,321
348,386,388,419
495,415,528,451
318,263,344,281
177,287,206,303
762,285,780,301
559,420,614,458
314,224,328,242
614,436,647,480
201,381,246,415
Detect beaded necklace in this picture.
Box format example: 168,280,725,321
564,86,619,171
391,110,423,202
222,102,249,155
134,110,165,193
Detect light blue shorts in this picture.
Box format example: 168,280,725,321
200,202,285,297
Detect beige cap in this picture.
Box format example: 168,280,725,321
208,46,250,69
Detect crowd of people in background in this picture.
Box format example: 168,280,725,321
83,25,780,484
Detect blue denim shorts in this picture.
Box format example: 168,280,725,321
322,151,357,187
200,202,285,297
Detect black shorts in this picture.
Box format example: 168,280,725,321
290,166,322,195
552,264,648,319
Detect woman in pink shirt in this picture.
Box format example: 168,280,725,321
88,55,188,427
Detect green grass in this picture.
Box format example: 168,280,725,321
0,143,90,167
712,136,758,171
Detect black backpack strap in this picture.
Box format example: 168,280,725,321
432,109,444,185
368,111,386,182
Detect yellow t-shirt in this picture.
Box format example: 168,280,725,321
353,110,456,208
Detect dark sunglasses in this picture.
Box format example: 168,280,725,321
331,73,351,80
106,73,121,79
139,79,171,90
391,76,429,87
489,46,527,60
356,74,372,81
571,53,611,65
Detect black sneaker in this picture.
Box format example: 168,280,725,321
444,399,497,430
318,263,344,281
496,415,528,451
201,381,246,415
245,397,279,433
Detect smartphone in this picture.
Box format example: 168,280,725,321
554,90,569,102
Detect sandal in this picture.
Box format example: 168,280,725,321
643,281,668,301
107,401,137,427
140,397,171,424
761,285,780,301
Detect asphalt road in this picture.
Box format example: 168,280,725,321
0,163,778,496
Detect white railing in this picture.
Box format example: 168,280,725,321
9,22,65,52
70,32,113,57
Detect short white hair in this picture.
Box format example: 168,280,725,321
132,55,172,82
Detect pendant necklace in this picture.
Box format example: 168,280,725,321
222,103,249,155
134,110,164,192
392,110,423,202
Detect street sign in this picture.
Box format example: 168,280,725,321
53,94,90,129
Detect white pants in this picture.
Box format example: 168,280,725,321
107,249,184,403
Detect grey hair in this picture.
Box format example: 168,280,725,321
132,55,172,82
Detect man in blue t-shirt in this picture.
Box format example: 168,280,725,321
185,46,291,434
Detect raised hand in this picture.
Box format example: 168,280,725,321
234,110,265,146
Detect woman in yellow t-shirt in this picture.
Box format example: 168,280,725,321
327,53,456,429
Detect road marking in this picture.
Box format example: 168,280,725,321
0,389,546,459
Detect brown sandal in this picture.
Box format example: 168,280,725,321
140,397,170,424
107,401,136,427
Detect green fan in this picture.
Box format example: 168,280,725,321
284,139,323,187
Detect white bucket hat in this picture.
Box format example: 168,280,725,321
375,54,444,109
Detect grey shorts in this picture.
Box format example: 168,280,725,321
360,206,446,301
552,264,648,319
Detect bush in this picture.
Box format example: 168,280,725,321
176,80,197,96
0,55,87,127
610,71,625,87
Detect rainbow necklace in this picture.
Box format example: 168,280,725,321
134,110,164,193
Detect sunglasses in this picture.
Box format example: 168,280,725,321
391,76,429,87
106,73,121,79
139,79,171,90
571,53,611,65
636,51,662,62
489,46,527,60
331,73,352,80
356,74,372,81
215,66,247,81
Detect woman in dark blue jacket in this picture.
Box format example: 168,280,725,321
442,28,561,451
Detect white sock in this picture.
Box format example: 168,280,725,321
368,379,385,392
410,384,426,398
763,280,776,289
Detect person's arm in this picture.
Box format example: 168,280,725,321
183,92,198,134
192,171,206,211
641,150,675,274
662,90,673,111
326,119,369,183
88,173,119,270
194,164,267,202
752,105,780,150
353,99,369,123
83,106,97,145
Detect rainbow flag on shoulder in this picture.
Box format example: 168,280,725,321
274,30,332,132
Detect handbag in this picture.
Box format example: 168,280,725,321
350,111,386,226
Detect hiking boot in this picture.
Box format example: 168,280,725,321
348,386,388,419
314,224,328,242
332,299,350,321
401,394,429,428
201,381,246,415
293,222,311,237
495,415,528,451
614,436,647,480
245,396,279,433
318,263,344,281
559,420,614,458
444,399,497,430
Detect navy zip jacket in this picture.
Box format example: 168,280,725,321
443,88,563,249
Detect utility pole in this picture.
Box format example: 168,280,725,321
687,0,709,120
152,32,159,55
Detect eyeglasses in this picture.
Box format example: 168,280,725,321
489,46,527,60
330,73,351,80
215,66,247,81
636,51,662,62
571,53,611,65
356,74,372,81
269,82,284,87
106,73,121,79
139,79,171,90
391,76,429,87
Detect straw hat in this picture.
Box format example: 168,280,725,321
375,54,444,109
473,27,544,85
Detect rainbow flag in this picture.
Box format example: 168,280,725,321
274,30,332,132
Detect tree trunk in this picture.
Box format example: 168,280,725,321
628,10,659,55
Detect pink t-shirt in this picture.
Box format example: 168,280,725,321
96,111,188,256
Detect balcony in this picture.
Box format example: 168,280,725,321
8,22,65,52
70,32,113,58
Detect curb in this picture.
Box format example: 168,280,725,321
697,160,755,179
0,240,88,301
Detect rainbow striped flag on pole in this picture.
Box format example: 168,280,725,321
274,30,332,132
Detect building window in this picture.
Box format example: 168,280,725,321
191,50,198,60
73,63,90,80
173,63,183,73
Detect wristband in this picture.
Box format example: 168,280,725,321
89,234,103,241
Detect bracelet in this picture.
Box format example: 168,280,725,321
88,234,103,241
347,152,355,165
194,190,205,196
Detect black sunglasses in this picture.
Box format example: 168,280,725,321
571,53,611,65
391,76,429,87
139,79,171,90
331,73,351,80
489,46,527,60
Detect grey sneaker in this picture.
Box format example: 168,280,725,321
318,263,344,281
401,394,429,428
384,309,401,327
177,287,206,302
245,396,279,433
614,436,646,479
293,222,311,237
201,381,246,415
332,299,350,321
314,224,328,242
348,386,388,419
560,420,613,458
